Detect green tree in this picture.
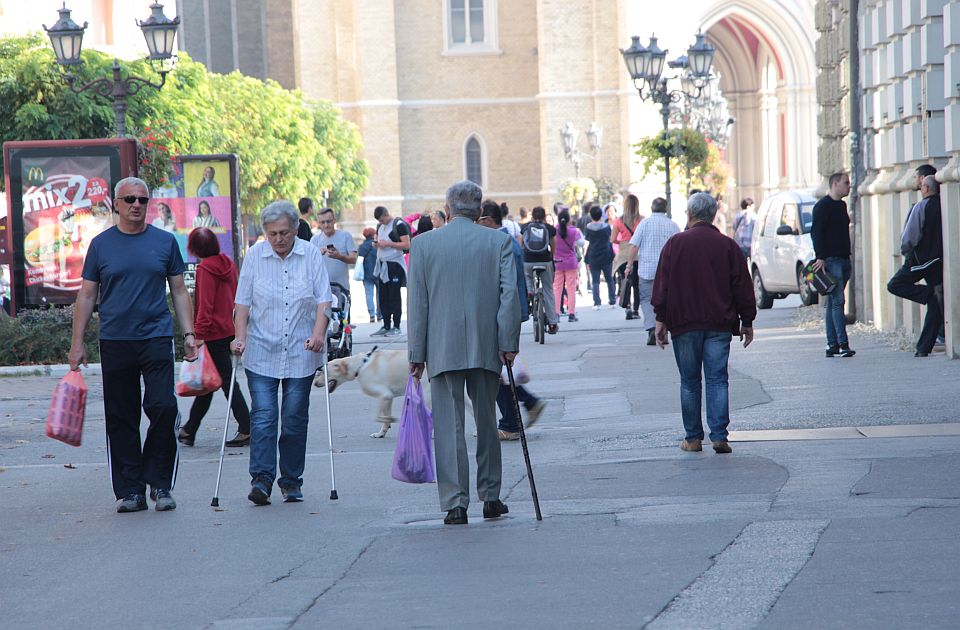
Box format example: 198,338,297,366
0,34,368,214
633,127,709,194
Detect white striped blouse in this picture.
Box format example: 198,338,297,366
235,239,332,379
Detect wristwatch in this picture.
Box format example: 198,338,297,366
183,332,196,340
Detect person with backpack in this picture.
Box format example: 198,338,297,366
584,205,616,309
372,206,411,337
520,206,559,334
553,208,585,323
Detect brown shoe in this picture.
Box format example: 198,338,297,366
498,430,520,441
712,440,732,454
680,439,702,452
225,432,250,447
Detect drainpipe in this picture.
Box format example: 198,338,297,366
848,0,863,322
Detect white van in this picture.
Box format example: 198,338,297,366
749,189,819,308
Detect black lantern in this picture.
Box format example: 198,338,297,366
137,3,180,61
620,36,649,82
687,31,716,78
645,36,667,85
43,4,88,66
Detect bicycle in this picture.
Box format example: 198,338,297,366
530,265,547,345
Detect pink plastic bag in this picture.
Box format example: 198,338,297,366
391,376,436,484
46,371,87,447
175,345,222,397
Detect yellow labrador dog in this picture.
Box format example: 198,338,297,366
315,348,427,438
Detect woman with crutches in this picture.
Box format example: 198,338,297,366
230,201,332,505
178,227,251,448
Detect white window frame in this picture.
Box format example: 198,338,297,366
463,134,487,189
442,0,500,56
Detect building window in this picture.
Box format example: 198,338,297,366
444,0,499,54
465,136,484,187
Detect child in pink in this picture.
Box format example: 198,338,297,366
553,209,584,322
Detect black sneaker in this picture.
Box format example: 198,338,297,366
838,344,856,358
825,345,840,357
568,314,578,323
280,486,304,503
248,478,271,506
117,493,148,513
150,488,177,511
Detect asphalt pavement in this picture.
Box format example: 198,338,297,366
1,292,958,629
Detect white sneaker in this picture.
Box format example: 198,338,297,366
592,305,601,311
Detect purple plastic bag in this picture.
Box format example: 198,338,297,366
391,376,436,484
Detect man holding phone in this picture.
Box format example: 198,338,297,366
310,207,358,294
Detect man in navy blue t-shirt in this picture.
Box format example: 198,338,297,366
69,177,198,513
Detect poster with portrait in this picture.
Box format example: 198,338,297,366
176,156,240,268
145,197,188,259
184,197,233,262
183,161,232,201
17,156,115,305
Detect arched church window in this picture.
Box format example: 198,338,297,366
465,136,484,186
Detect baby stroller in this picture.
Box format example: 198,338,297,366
327,282,353,362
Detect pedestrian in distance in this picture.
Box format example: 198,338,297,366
69,176,197,513
297,197,314,241
232,201,332,505
310,207,358,304
431,209,447,228
612,194,643,320
626,197,680,345
887,169,943,357
357,227,382,323
178,227,251,448
584,205,617,310
810,172,856,358
407,180,521,526
520,206,559,334
652,192,756,455
553,208,584,322
732,197,756,260
478,202,528,324
372,206,410,337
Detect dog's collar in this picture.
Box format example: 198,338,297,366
352,345,379,379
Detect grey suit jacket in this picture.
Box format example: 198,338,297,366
407,216,521,379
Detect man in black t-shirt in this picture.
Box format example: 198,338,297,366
811,172,855,358
520,207,558,332
297,197,314,240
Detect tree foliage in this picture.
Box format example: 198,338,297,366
559,177,598,212
0,34,368,214
633,127,709,193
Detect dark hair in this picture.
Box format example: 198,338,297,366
298,197,313,214
500,202,509,217
589,205,602,221
416,215,434,234
651,197,668,214
199,200,211,214
188,227,220,258
374,206,389,220
557,209,571,239
915,164,937,178
519,207,529,219
828,172,847,187
531,206,546,221
740,197,754,210
481,199,503,225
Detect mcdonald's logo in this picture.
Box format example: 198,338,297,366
26,166,45,185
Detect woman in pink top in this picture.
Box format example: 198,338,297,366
612,194,643,319
553,208,585,322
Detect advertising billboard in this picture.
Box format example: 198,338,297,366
4,140,136,313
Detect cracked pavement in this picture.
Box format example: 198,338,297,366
1,299,959,629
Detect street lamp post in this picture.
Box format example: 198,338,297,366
560,121,602,208
43,3,181,137
621,32,716,214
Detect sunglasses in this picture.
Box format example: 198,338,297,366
119,195,150,205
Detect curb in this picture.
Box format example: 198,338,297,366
0,364,102,377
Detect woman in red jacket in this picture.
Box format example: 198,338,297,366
178,228,251,447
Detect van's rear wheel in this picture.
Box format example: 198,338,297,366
753,269,774,309
798,266,818,306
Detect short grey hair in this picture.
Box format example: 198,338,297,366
923,175,939,194
687,192,718,223
114,176,148,197
260,200,299,229
445,180,483,220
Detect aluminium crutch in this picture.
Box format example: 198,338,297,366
322,350,339,500
505,361,543,521
211,354,240,507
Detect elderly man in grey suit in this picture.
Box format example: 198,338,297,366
408,180,521,525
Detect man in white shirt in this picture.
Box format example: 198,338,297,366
626,197,680,345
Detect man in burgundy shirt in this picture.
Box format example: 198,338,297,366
652,193,757,454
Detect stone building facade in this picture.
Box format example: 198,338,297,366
176,1,821,228
815,0,959,357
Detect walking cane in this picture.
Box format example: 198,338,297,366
505,361,542,521
322,350,339,500
211,354,239,507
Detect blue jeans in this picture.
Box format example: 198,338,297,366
590,261,616,306
823,257,851,347
245,370,314,492
362,280,381,319
496,384,539,432
672,331,733,442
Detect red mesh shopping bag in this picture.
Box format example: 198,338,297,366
46,371,87,447
175,345,222,397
